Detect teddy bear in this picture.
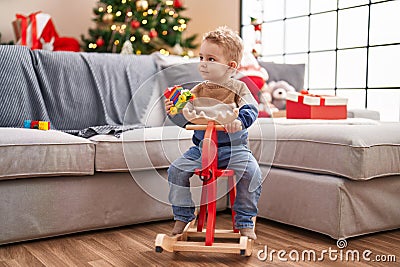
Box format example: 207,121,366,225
263,80,296,110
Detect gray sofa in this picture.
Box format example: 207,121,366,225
0,45,399,246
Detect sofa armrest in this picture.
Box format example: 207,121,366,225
347,109,380,121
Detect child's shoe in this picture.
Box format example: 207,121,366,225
240,228,257,240
171,220,187,235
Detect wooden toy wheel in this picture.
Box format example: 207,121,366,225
179,94,187,102
170,106,178,115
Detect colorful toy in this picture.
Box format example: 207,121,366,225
39,121,50,130
164,85,195,115
24,120,50,130
23,120,32,128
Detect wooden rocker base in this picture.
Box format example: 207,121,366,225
155,216,255,256
155,219,253,256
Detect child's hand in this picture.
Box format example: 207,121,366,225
224,119,242,133
164,99,174,115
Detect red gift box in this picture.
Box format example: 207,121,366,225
14,12,80,52
286,91,348,119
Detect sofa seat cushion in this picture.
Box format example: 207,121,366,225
0,128,95,180
90,126,193,172
258,167,400,239
249,119,400,180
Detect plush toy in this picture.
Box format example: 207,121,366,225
258,89,279,116
235,50,269,103
40,37,55,51
234,50,271,117
264,80,296,110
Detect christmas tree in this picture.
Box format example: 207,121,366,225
81,0,197,55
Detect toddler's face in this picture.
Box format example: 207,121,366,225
198,40,234,84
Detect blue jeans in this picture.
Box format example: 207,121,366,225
168,145,262,229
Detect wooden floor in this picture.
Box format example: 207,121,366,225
0,211,398,266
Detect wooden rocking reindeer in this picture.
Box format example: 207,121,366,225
155,105,255,256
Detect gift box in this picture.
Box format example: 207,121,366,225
286,91,348,119
14,12,58,50
13,11,80,52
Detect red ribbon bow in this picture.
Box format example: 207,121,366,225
15,11,41,49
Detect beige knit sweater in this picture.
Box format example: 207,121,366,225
183,78,258,125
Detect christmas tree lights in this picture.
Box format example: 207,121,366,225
81,0,197,55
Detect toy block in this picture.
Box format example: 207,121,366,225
24,120,31,128
38,121,50,130
164,85,195,115
30,121,39,129
24,120,50,130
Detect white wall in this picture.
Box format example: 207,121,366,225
183,0,240,53
0,0,240,54
0,0,96,43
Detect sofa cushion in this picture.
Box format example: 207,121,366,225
249,119,400,180
152,52,203,89
0,128,95,180
90,126,193,172
258,61,305,92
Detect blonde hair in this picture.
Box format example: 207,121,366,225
203,26,244,65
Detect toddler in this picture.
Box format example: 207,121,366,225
165,26,262,240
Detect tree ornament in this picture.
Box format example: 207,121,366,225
172,43,183,55
250,16,262,57
251,17,262,31
102,13,114,24
187,50,194,57
250,17,259,25
252,45,261,58
96,37,105,47
131,20,140,29
136,0,149,11
120,40,133,54
97,2,107,13
149,28,158,38
254,24,262,32
173,0,183,8
142,34,151,43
